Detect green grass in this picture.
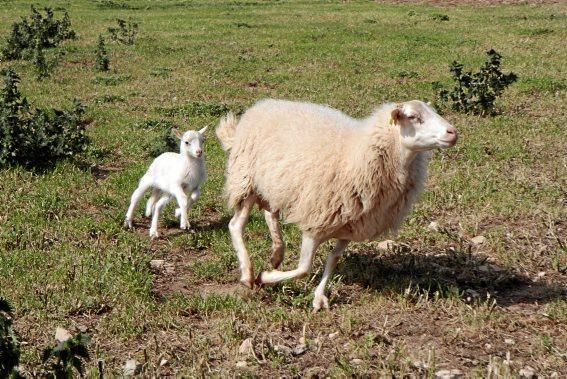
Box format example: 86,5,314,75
1,0,566,376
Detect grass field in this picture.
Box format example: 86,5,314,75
0,0,566,376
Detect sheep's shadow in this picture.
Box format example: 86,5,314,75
334,247,565,307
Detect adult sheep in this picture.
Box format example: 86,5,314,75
216,99,458,311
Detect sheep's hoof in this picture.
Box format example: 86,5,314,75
239,276,255,289
254,273,265,289
124,219,133,229
270,250,284,269
312,295,329,313
149,229,159,239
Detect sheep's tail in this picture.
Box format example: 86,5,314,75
216,112,238,151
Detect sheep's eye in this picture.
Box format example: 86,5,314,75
185,141,190,145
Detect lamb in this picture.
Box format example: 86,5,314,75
124,127,207,238
216,99,458,311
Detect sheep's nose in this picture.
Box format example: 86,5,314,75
446,126,457,135
195,149,203,157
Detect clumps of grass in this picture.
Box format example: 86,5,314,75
132,118,175,130
95,0,140,10
94,94,125,104
0,298,21,379
41,332,91,378
108,18,138,45
150,67,173,77
95,35,110,72
431,13,450,21
93,74,131,85
434,49,518,116
0,68,88,168
144,125,179,158
156,100,230,118
1,6,75,61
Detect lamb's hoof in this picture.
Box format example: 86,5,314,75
312,295,329,313
149,229,159,239
144,211,152,218
124,219,133,229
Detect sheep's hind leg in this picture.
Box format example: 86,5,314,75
124,177,152,229
312,239,349,312
229,196,256,288
149,194,171,238
258,234,322,285
145,188,161,217
264,210,285,269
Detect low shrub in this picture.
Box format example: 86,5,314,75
2,6,75,61
0,298,21,378
94,35,110,72
434,49,518,116
108,18,138,45
0,68,88,168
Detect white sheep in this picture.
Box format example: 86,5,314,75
124,127,207,238
216,99,457,311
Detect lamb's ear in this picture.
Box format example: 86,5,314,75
198,125,208,135
390,106,404,125
171,128,184,140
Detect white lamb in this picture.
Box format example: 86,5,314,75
216,99,458,311
124,127,207,238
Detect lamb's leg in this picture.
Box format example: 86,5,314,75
149,195,171,238
258,234,322,284
175,189,199,220
229,196,256,288
124,178,152,229
312,239,349,312
264,210,285,269
145,188,161,217
173,188,190,230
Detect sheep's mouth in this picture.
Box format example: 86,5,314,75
438,138,458,147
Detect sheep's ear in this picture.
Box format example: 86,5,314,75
198,125,208,135
390,106,403,125
172,128,184,140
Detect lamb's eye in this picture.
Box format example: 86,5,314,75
185,141,189,145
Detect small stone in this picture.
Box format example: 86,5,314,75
484,343,492,350
435,369,463,379
55,327,72,342
350,358,364,365
504,338,515,345
150,259,165,270
273,344,292,356
537,271,546,277
428,221,440,232
550,372,559,378
292,344,308,356
238,338,253,355
519,366,536,378
328,331,339,339
471,236,486,245
159,358,168,367
299,336,306,345
378,240,396,250
123,359,142,376
236,361,247,368
76,324,88,333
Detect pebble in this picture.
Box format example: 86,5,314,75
377,240,396,250
238,338,254,355
350,358,364,365
273,344,292,356
428,221,440,232
471,235,486,245
55,327,72,342
123,359,142,376
504,338,515,345
292,344,308,356
435,369,463,379
519,366,536,378
236,361,247,368
328,331,339,339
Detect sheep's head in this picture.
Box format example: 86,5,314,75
173,125,208,159
390,101,457,151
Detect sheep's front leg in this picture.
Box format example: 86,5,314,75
258,234,322,284
229,196,256,288
173,188,190,230
312,239,349,312
264,210,285,269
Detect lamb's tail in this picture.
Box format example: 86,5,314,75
216,112,238,151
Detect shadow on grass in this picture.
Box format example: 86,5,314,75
336,246,565,306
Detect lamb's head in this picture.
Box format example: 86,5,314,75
173,126,208,159
391,100,458,151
